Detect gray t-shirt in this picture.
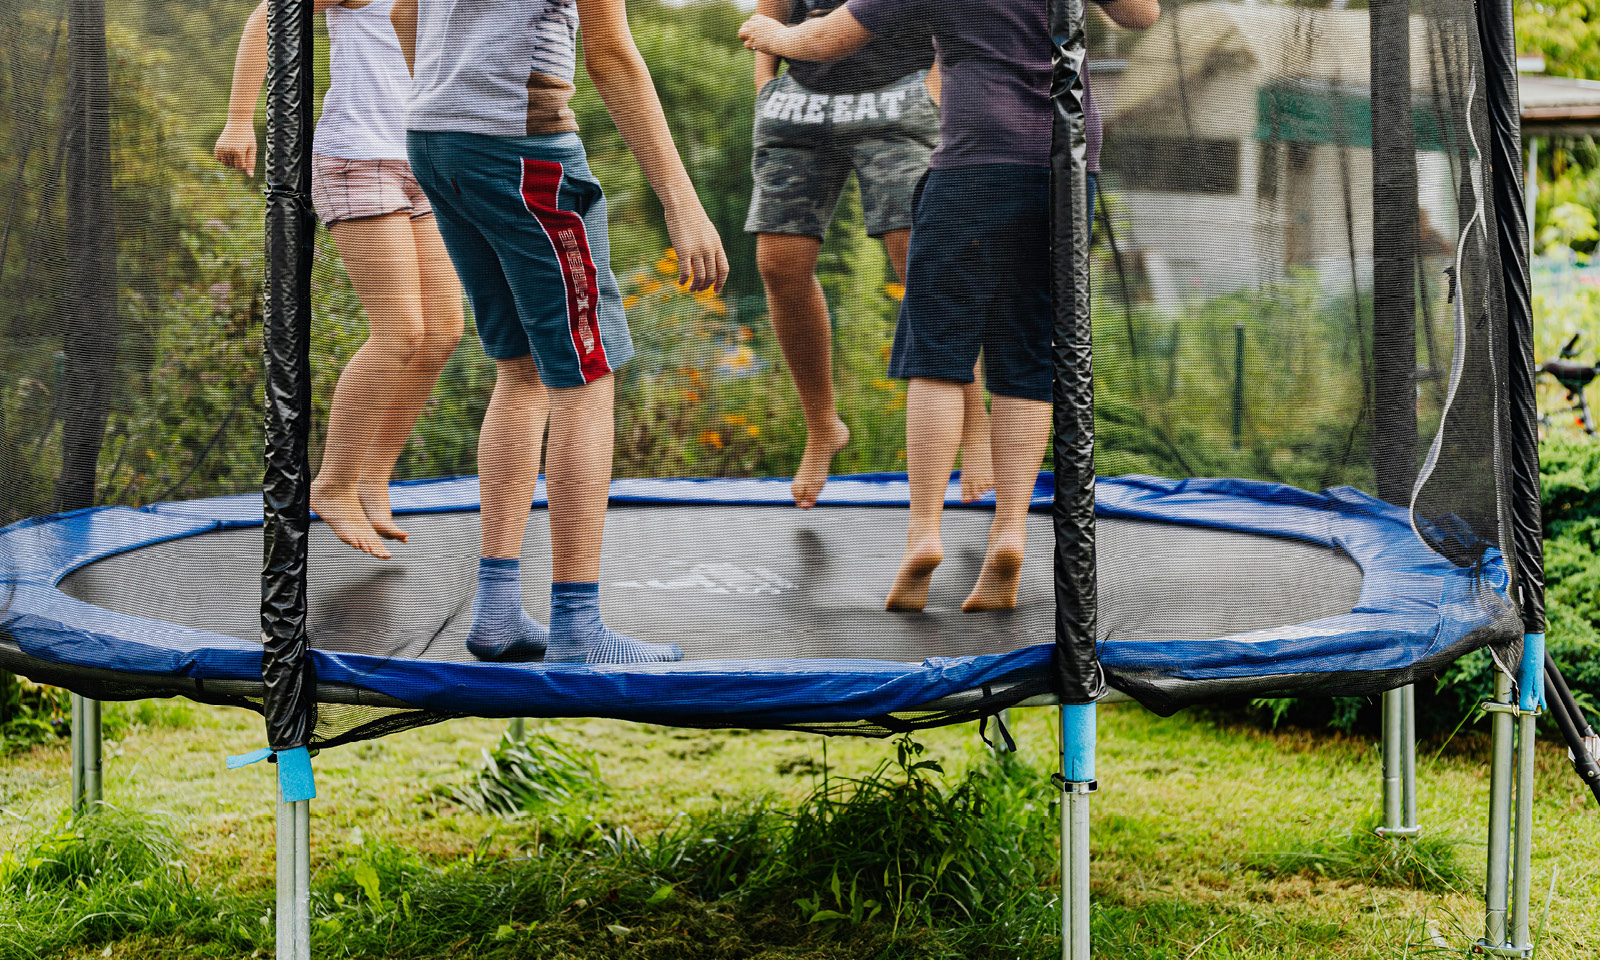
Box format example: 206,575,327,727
845,0,1103,170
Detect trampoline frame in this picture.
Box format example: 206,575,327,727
0,473,1516,730
8,0,1552,957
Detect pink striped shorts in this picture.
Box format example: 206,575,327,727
310,154,433,225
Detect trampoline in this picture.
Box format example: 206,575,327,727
0,0,1578,956
1,473,1519,744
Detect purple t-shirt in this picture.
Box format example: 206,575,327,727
845,0,1102,171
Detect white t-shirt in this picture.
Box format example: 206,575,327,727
315,0,412,160
405,0,581,137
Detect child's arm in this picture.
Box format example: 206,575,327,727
739,7,873,64
752,0,789,90
215,0,343,176
577,0,729,293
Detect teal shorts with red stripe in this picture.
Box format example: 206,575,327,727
407,130,632,386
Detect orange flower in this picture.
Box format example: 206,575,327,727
722,413,749,427
698,430,723,449
622,295,640,310
884,282,906,301
656,248,679,276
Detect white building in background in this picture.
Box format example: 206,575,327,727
1097,2,1463,303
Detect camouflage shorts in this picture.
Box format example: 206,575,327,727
745,70,938,239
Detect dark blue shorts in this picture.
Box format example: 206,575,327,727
888,166,1091,403
407,130,632,387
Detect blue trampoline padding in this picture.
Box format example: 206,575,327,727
0,474,1513,724
1093,476,1515,684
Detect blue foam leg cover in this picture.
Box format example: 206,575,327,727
225,745,317,803
1519,632,1546,713
276,746,317,803
1061,702,1096,782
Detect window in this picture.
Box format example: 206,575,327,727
1104,137,1241,195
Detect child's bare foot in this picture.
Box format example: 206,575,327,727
962,539,1025,612
886,539,943,611
958,442,995,503
360,481,409,543
793,418,850,509
311,479,390,559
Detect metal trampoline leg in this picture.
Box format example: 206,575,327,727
1402,683,1418,832
1379,685,1419,838
70,694,102,814
295,799,311,960
1059,704,1096,960
276,798,313,960
275,799,292,956
1484,670,1514,950
1511,711,1536,950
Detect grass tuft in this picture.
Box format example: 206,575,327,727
448,731,607,817
0,807,260,960
1245,815,1470,892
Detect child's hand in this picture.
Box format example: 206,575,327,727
665,205,730,294
739,15,789,57
214,122,258,176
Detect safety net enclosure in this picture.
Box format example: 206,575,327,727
0,0,1540,747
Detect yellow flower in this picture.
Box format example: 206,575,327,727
622,295,640,310
719,345,757,375
639,279,662,295
884,282,906,301
656,248,679,276
723,414,749,427
746,425,761,438
698,430,723,449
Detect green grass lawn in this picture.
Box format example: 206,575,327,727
1,699,1597,959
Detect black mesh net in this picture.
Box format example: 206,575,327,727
0,0,1527,747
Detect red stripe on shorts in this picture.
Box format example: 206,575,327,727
518,158,610,383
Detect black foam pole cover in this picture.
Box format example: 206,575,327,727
261,0,317,751
1476,0,1544,633
1049,0,1105,704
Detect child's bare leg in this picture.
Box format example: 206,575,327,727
356,215,465,542
477,356,548,559
313,213,427,559
543,374,680,663
963,394,1051,612
883,229,992,503
757,232,849,509
886,378,965,611
958,371,994,502
466,355,551,661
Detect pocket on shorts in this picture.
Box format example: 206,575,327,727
558,165,605,219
